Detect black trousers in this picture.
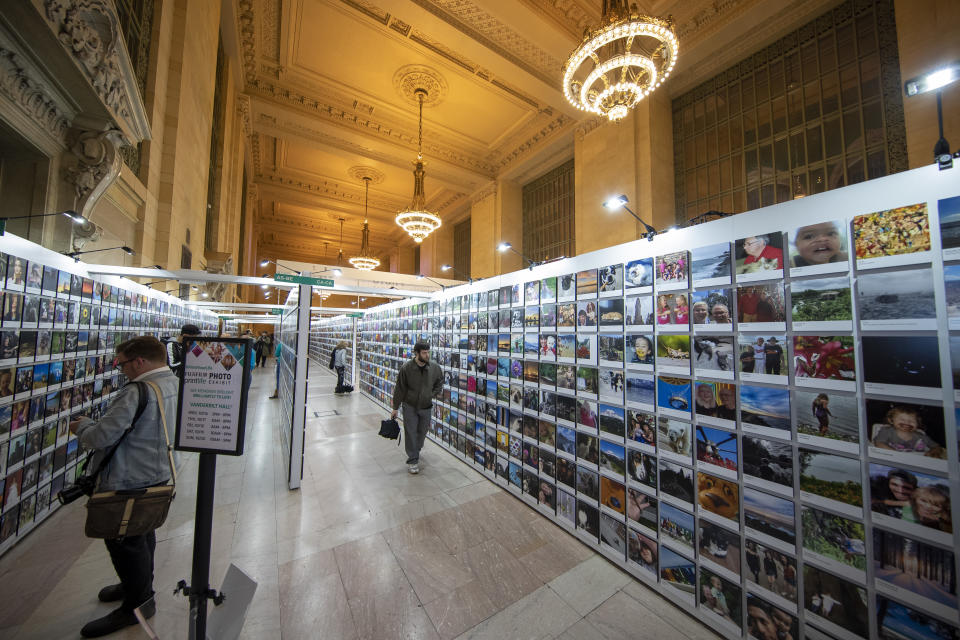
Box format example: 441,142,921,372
105,530,156,611
335,365,345,390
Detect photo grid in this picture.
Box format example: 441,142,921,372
0,252,217,553
356,199,960,640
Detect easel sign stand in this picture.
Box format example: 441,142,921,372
172,337,252,640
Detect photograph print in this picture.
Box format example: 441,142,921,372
737,283,786,327
857,268,937,329
939,194,960,258
598,263,623,294
736,232,784,278
739,385,791,438
625,372,655,407
788,220,849,274
789,275,853,328
861,335,942,393
699,519,741,576
869,463,952,539
656,334,691,372
801,504,867,573
576,269,598,297
658,417,692,462
742,436,793,490
625,334,654,367
656,251,688,289
747,594,799,640
660,546,696,600
656,376,691,415
690,243,731,285
873,528,956,613
625,295,654,326
659,459,695,506
876,596,960,640
794,390,859,453
695,381,737,422
557,273,576,302
697,471,740,523
627,410,656,447
744,539,798,602
599,438,626,477
597,298,624,329
627,485,658,528
660,501,695,551
696,425,738,473
803,563,869,637
624,258,654,289
541,277,558,303
792,335,856,385
798,448,863,513
690,288,733,327
692,335,734,374
699,566,742,629
853,202,930,265
627,527,658,573
655,292,690,328
744,487,796,546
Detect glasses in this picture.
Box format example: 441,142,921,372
113,358,136,368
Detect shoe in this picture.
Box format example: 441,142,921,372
408,464,419,474
269,394,278,399
97,583,124,603
81,600,155,637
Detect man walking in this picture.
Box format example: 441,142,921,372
390,341,442,474
70,336,179,637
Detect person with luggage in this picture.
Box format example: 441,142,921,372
390,341,442,474
332,341,352,393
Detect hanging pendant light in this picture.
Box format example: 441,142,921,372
349,177,381,270
562,0,678,122
336,217,345,267
396,88,441,243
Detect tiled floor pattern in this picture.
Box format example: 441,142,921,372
0,364,721,639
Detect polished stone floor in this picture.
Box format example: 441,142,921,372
0,363,721,639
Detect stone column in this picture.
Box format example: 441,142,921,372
469,179,522,278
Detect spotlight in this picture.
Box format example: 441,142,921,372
497,242,512,252
602,195,628,210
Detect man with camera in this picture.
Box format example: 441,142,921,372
67,336,179,637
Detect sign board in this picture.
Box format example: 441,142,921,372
347,312,363,317
174,337,251,455
269,308,283,315
273,273,334,287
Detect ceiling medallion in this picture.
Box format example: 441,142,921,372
349,177,381,271
562,1,678,122
346,166,385,185
393,65,448,107
395,88,441,244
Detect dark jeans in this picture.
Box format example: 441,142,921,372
401,403,431,464
255,351,264,367
105,530,156,611
335,365,345,391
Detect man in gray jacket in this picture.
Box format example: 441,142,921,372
390,341,442,474
70,336,179,637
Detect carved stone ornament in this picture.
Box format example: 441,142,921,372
70,218,103,253
63,127,125,221
200,254,234,301
0,45,71,145
41,0,148,141
347,165,385,185
392,65,448,107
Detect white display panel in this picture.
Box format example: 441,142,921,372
356,164,960,640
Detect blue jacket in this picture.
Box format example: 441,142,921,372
74,367,179,491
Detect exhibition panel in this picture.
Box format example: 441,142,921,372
357,164,960,640
309,316,357,386
276,284,310,490
0,234,217,556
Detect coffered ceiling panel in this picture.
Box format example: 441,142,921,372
236,0,842,265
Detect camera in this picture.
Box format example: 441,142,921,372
57,475,96,505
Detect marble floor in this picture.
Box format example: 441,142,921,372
0,363,721,640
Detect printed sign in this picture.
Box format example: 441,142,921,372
175,337,250,455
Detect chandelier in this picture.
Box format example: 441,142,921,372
396,88,441,243
349,177,381,270
562,0,678,122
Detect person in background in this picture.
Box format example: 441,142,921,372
167,324,200,378
254,332,270,368
269,340,281,399
390,341,442,474
69,337,178,638
333,340,350,393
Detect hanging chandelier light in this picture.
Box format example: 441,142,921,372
349,177,381,271
336,217,345,267
562,0,678,122
395,88,441,243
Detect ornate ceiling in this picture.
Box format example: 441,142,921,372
234,0,840,265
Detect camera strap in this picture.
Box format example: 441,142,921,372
81,381,149,481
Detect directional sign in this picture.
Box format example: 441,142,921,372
347,312,363,317
269,308,283,315
273,273,334,287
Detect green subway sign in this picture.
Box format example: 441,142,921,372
273,273,334,287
